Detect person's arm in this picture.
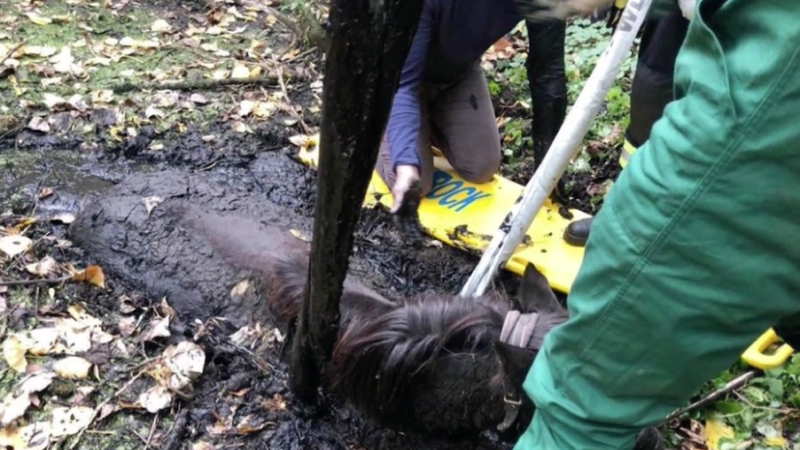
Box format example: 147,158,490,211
385,0,434,173
524,18,568,171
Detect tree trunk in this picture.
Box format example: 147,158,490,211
289,0,424,403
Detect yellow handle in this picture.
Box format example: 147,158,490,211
741,328,794,370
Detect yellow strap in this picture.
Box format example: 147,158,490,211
618,138,637,168
614,0,628,9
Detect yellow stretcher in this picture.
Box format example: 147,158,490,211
294,142,793,372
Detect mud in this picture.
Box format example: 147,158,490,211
65,150,526,449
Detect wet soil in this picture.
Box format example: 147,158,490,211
1,118,531,449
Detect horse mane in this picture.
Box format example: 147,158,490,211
327,291,510,422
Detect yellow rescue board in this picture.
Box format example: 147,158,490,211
295,145,590,294
294,142,793,374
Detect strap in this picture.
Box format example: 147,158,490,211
497,311,540,432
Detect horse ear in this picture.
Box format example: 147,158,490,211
518,262,562,314
495,341,537,386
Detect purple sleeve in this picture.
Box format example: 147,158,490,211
385,0,434,172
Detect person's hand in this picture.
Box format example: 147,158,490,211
390,165,420,213
390,164,424,242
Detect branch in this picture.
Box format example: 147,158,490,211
111,75,281,94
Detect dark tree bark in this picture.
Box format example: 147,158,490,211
288,0,424,403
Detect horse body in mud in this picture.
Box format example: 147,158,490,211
174,203,568,439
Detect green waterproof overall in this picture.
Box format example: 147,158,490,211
514,0,800,448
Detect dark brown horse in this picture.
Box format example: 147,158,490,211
175,204,661,449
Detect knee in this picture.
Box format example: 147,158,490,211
461,150,501,184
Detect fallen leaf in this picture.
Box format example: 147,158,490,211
50,213,76,224
23,328,60,355
261,393,286,412
142,195,164,215
139,316,171,342
42,93,67,109
54,356,92,380
230,280,250,297
118,316,137,337
119,36,161,50
26,12,52,25
38,187,54,199
25,256,57,277
151,19,172,33
117,294,138,314
0,421,50,450
231,121,251,133
192,441,214,450
288,229,309,242
145,104,164,119
189,93,209,105
50,406,94,438
288,134,316,149
0,235,32,257
162,341,206,390
71,265,105,288
67,94,88,112
0,372,56,426
229,325,262,347
238,100,255,117
3,335,29,373
90,89,115,104
27,117,50,133
138,385,172,413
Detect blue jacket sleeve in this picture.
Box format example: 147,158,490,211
385,0,434,172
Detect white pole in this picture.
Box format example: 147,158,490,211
459,0,654,298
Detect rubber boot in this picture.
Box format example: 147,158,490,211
635,427,666,450
563,217,592,247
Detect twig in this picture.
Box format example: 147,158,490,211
111,76,282,94
161,408,189,450
0,275,71,287
274,60,312,134
68,369,146,450
145,412,159,448
731,390,799,415
0,41,24,67
284,46,319,63
661,370,758,425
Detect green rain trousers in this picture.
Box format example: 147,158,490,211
514,0,800,448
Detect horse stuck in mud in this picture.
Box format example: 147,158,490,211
69,168,660,449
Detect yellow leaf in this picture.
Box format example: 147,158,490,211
704,419,734,450
764,436,786,447
25,12,52,25
252,101,274,118
3,335,27,373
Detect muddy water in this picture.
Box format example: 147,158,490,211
2,133,525,449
